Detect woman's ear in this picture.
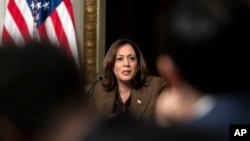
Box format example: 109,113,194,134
156,55,179,85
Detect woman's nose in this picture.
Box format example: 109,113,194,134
123,58,130,66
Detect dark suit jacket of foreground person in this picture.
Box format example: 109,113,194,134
85,115,225,141
187,94,250,138
88,76,166,123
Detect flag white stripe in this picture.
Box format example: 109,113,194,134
15,0,34,38
4,9,25,45
57,2,79,63
45,17,60,47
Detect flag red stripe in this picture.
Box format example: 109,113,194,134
38,24,49,42
50,10,72,57
7,0,31,42
63,0,75,25
2,27,16,46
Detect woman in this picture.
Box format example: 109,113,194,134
88,39,166,123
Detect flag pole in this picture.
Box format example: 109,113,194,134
32,0,38,41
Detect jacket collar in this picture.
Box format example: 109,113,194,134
100,84,151,121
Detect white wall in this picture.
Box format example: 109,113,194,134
0,1,4,35
96,0,106,75
0,0,8,44
72,0,84,62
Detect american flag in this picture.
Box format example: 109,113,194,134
1,0,79,64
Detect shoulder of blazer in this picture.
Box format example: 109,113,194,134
92,82,105,96
145,76,167,87
92,82,116,97
94,82,105,91
143,76,167,95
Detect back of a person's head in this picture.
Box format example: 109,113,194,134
162,0,250,93
0,41,86,134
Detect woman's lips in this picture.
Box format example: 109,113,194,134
122,70,131,75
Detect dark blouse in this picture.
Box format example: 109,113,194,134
113,91,131,115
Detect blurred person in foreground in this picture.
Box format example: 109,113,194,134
0,41,92,141
88,38,166,123
156,0,250,138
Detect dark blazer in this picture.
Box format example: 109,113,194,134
88,76,166,123
186,94,250,139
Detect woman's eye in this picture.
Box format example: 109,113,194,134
116,58,122,61
130,57,136,60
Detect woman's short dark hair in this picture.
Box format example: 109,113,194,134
102,39,148,91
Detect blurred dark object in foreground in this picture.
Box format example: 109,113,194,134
0,41,90,141
85,115,225,141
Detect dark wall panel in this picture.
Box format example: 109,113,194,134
106,0,170,76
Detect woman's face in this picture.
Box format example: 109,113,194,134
113,44,138,83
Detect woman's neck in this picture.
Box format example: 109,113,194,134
117,81,132,94
117,81,132,104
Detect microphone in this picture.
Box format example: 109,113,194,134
87,76,103,96
96,76,103,82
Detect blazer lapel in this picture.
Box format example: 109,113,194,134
129,88,151,121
